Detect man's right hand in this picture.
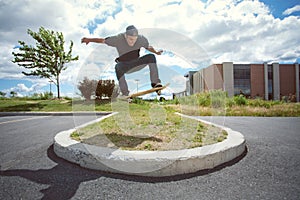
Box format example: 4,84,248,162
81,37,89,45
81,37,105,44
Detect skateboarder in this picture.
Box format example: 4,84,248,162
81,25,163,98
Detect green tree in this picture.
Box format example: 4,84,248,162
12,27,79,98
77,77,98,101
0,91,6,98
10,91,17,98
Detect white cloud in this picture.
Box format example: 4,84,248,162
3,82,47,97
1,0,300,96
193,1,300,63
283,5,300,16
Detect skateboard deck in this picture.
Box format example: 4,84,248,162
127,83,170,98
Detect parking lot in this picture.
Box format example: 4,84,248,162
1,115,299,199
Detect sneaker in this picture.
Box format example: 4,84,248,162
153,83,163,95
153,83,163,88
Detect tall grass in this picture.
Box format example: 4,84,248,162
172,90,300,116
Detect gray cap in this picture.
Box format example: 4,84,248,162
126,25,138,36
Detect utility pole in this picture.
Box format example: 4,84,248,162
135,79,139,93
49,80,53,95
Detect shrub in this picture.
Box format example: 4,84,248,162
40,92,54,100
234,95,247,106
210,90,227,108
248,99,282,108
248,98,269,108
195,92,211,106
226,97,235,107
95,79,115,99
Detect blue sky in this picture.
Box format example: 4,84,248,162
0,0,299,98
261,0,300,19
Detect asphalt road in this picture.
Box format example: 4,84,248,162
0,114,299,200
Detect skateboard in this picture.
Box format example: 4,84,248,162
127,83,170,99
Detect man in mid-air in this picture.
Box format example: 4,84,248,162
81,25,163,98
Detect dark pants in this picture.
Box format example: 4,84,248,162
115,54,161,95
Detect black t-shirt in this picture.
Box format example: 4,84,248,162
105,33,149,62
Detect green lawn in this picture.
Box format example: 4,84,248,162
0,98,111,112
0,94,299,116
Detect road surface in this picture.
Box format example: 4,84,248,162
0,114,299,199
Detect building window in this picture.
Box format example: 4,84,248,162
268,65,273,100
234,64,251,96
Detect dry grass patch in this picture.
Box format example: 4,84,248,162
71,102,227,151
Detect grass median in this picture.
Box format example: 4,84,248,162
71,103,227,151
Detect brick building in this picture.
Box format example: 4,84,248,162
183,62,299,102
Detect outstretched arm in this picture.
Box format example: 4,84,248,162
146,46,163,55
81,37,106,45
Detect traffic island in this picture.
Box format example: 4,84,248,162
53,113,246,177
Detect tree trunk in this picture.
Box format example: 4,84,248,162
56,75,60,99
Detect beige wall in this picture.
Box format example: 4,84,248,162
222,62,234,97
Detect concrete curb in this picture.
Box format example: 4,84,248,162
53,113,246,177
0,111,112,116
